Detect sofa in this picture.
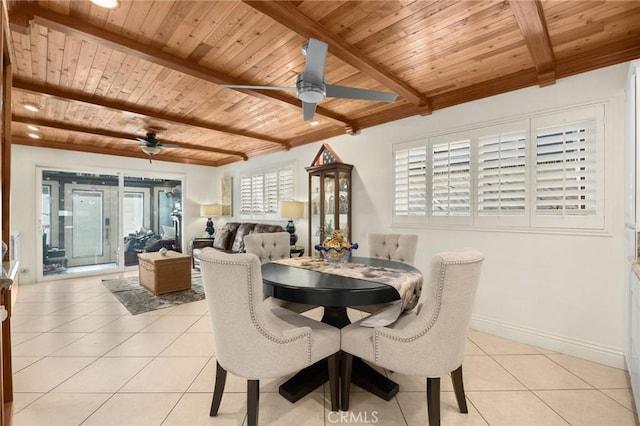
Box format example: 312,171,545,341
191,222,284,270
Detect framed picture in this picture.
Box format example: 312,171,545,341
221,176,232,216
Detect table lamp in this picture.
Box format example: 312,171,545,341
279,201,304,246
200,203,221,237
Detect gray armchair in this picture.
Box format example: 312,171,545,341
198,248,341,425
340,249,484,426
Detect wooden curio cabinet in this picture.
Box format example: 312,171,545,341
306,145,353,256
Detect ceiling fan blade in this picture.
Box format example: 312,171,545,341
158,143,179,148
302,101,317,121
221,84,296,91
303,38,328,86
325,84,398,102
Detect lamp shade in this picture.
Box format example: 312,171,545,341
279,201,304,219
200,204,221,217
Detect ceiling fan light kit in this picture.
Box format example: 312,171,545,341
141,145,162,156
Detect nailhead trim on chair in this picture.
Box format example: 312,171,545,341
373,256,482,362
208,256,313,363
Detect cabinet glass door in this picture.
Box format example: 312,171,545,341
338,171,350,241
310,174,322,255
324,172,336,237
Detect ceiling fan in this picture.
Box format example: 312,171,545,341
136,132,177,163
222,38,398,121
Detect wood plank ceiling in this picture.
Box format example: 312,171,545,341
5,0,640,167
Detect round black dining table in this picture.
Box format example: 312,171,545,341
262,256,422,404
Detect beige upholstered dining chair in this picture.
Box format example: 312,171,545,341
369,233,418,264
243,231,291,263
340,249,484,426
244,232,316,313
198,248,341,426
353,233,419,314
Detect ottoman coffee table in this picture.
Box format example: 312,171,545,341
138,251,192,295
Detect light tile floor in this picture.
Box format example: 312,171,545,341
7,272,637,426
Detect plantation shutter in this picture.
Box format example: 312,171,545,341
394,144,427,216
477,130,527,216
278,168,294,202
240,176,252,216
432,139,471,216
264,171,278,214
251,175,264,215
534,117,597,217
239,165,296,219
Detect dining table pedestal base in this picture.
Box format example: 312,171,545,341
278,306,399,404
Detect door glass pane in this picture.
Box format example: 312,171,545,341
71,190,103,258
42,185,52,246
124,178,182,267
123,192,144,235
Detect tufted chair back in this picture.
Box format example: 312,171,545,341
243,232,290,264
369,233,418,265
244,231,316,314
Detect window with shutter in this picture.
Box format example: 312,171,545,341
240,176,252,217
264,171,278,214
532,105,603,229
239,165,295,219
393,143,427,217
391,102,606,232
278,168,294,202
477,129,527,224
431,139,471,217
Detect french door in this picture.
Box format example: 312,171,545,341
39,168,183,280
63,183,119,267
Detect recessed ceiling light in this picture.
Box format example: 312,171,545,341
27,125,39,131
23,103,39,112
310,120,320,126
90,0,119,9
27,133,40,139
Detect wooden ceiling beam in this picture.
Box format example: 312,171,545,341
12,136,224,167
244,0,432,113
11,4,357,131
12,115,249,161
12,79,287,151
509,0,556,87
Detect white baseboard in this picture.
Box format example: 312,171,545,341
470,314,625,369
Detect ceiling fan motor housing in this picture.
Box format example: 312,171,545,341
296,74,326,103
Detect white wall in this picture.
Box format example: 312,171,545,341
219,63,629,368
11,147,217,284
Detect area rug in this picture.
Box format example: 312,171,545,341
102,270,205,315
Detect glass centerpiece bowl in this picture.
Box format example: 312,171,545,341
315,230,358,267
